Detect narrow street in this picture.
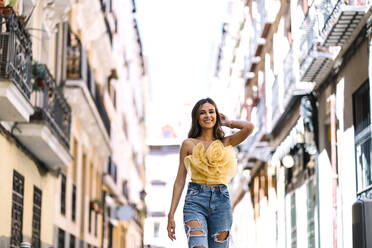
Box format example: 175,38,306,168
0,0,371,248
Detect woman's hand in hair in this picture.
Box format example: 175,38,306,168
219,113,232,128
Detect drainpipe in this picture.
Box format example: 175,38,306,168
329,94,338,248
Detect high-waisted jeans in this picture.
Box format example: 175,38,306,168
183,182,232,248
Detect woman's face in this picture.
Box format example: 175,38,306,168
198,102,217,129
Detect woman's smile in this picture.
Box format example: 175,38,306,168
198,103,217,128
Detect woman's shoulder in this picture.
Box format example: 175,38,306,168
181,138,197,154
181,138,197,147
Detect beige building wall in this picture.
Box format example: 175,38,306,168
53,115,105,247
317,39,369,248
0,131,55,247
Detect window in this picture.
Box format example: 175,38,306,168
66,27,82,79
154,222,160,238
57,228,65,248
107,157,117,183
71,138,78,183
307,179,315,248
10,170,24,248
95,211,98,237
353,80,371,197
61,174,66,215
96,171,101,203
72,184,76,221
89,206,92,233
32,186,42,248
290,193,297,248
55,23,61,83
122,180,129,200
69,234,75,248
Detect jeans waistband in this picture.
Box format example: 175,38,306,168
188,182,227,192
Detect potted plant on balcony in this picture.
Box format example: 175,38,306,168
31,61,46,107
18,5,35,27
2,0,18,17
90,199,103,213
32,61,46,91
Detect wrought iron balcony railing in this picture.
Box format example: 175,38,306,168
299,7,334,83
320,0,368,47
66,29,111,136
30,64,71,149
299,11,318,66
0,7,32,98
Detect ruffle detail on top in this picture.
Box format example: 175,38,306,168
184,139,237,185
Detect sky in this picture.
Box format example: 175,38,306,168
135,0,228,140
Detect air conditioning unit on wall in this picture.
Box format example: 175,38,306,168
352,198,372,248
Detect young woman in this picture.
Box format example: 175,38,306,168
167,98,254,248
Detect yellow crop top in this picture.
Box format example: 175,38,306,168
184,139,237,185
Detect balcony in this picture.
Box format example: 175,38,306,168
13,63,72,169
299,46,334,83
283,48,297,107
271,77,280,126
320,0,368,47
256,0,279,38
0,7,33,122
299,13,334,83
63,31,111,159
103,157,126,205
283,48,315,105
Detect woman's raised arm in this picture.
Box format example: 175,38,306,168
220,113,254,147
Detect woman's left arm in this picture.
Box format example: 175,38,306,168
220,113,254,147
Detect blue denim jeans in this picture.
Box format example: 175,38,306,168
183,182,232,248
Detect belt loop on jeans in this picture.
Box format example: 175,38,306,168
218,184,224,192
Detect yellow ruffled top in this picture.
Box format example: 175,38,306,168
184,139,237,185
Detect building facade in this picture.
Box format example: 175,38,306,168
215,0,372,247
0,0,147,247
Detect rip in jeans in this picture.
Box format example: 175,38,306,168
213,230,230,243
185,219,206,248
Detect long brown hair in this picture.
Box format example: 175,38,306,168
188,98,225,140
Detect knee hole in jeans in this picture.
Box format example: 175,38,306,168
215,231,229,242
185,220,205,236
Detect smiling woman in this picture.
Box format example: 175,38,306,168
167,97,254,248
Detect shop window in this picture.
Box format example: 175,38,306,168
31,186,42,248
10,170,24,248
353,80,371,197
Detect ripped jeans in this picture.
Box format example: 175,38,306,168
183,182,232,248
